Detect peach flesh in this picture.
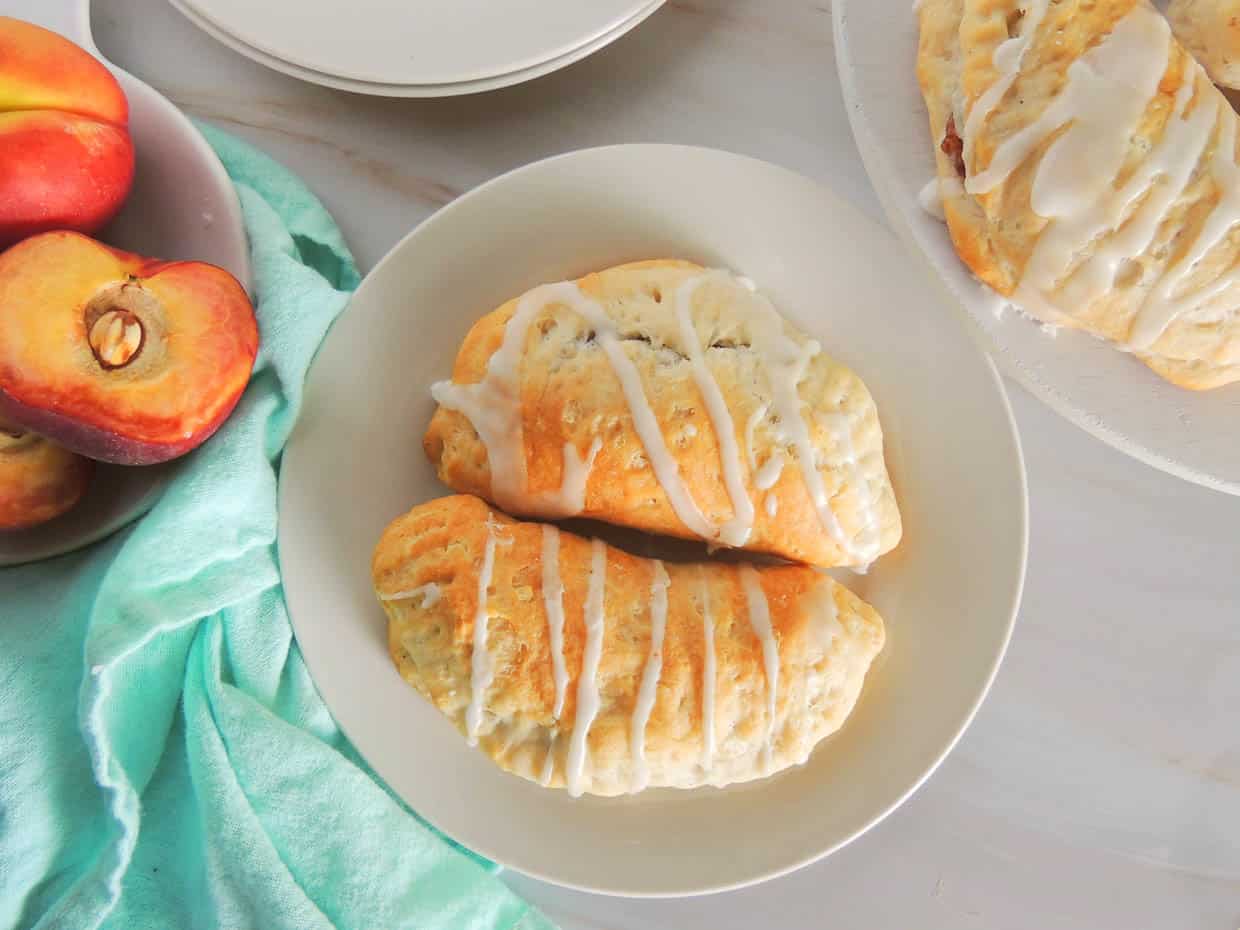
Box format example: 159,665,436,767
0,417,93,530
0,232,258,465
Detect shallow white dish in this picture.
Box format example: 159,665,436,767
278,145,1027,895
170,0,662,92
833,0,1240,494
168,0,664,98
0,0,250,567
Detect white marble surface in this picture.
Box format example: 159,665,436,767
88,1,1240,926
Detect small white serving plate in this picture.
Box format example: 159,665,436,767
0,0,250,566
278,145,1028,895
167,0,665,98
834,0,1240,494
170,0,662,90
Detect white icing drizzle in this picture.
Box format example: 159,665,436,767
800,578,843,666
430,286,551,510
961,0,1053,190
435,271,874,561
699,568,717,774
1130,97,1240,348
817,412,879,562
740,564,779,773
765,494,778,518
465,516,501,746
918,178,945,221
431,282,603,517
541,731,557,787
541,525,569,719
753,452,784,491
630,560,670,793
566,538,607,797
739,288,864,560
379,582,440,608
963,4,1240,351
743,402,768,472
674,275,754,547
530,438,603,517
1046,76,1208,318
565,288,720,541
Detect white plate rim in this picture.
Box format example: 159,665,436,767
173,0,652,86
278,144,1029,896
168,0,666,98
832,0,1240,497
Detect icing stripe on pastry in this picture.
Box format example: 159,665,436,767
565,290,720,540
740,564,779,773
465,516,502,745
541,525,569,720
540,734,556,787
962,3,1240,353
567,538,608,797
435,271,879,562
431,287,546,512
432,283,604,518
674,274,755,547
739,289,871,562
532,438,603,516
700,567,717,774
1132,102,1240,348
378,582,440,608
630,560,670,793
1041,74,1210,322
960,0,1052,187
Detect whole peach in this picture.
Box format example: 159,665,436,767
0,17,134,247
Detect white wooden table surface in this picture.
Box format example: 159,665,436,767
92,1,1240,926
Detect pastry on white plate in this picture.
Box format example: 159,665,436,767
917,0,1240,389
425,260,901,568
372,495,886,797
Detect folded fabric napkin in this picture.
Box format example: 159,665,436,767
0,124,555,930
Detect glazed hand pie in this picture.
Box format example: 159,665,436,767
372,495,886,797
917,0,1240,389
425,260,901,568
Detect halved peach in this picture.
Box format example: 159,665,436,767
0,414,92,530
0,232,258,465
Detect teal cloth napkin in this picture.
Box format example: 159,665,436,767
0,124,555,930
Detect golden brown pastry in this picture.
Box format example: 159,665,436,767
372,495,886,797
1167,0,1240,89
917,0,1240,389
425,260,901,568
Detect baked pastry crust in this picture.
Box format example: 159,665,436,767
1168,0,1240,90
372,495,886,797
425,260,901,567
917,0,1240,389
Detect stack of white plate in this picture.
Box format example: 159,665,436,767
169,0,665,96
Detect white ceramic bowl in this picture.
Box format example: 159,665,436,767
834,0,1240,494
278,145,1028,895
0,0,250,566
